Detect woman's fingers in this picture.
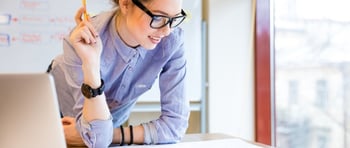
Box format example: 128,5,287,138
83,19,99,38
72,20,97,44
80,27,96,44
75,7,85,25
62,116,74,125
73,7,98,44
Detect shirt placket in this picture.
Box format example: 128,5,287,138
117,50,139,101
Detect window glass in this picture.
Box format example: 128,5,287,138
275,0,350,147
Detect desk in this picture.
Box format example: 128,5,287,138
69,133,272,148
181,133,272,148
112,133,272,148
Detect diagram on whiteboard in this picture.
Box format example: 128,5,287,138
0,0,203,102
0,0,111,72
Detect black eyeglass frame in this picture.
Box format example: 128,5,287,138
132,0,187,29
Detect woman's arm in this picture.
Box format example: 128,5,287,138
69,6,110,124
112,125,144,145
141,29,190,144
62,116,145,146
65,7,113,148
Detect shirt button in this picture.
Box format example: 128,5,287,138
128,66,132,71
121,84,125,88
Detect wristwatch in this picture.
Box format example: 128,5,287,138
81,79,105,99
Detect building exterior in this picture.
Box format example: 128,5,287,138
275,0,350,147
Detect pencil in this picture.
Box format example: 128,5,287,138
82,0,88,20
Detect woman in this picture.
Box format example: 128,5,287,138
49,0,189,147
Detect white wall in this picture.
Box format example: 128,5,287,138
204,0,255,141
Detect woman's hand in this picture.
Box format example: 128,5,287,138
70,7,102,86
69,7,102,66
62,116,85,147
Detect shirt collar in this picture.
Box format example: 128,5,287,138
109,15,146,63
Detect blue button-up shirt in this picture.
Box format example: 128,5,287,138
50,10,190,148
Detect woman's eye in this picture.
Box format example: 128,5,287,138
152,16,164,22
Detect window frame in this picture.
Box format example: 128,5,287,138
254,0,275,146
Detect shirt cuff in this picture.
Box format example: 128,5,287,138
141,122,158,144
78,115,113,148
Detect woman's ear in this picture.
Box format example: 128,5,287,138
119,0,131,14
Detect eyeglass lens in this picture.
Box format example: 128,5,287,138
151,15,186,29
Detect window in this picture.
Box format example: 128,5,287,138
315,80,328,109
274,0,350,147
288,80,299,105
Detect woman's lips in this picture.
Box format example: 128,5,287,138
149,36,161,44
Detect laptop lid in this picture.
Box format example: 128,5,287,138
0,73,66,148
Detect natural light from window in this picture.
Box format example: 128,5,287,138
275,0,350,147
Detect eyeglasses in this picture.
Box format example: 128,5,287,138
132,0,187,29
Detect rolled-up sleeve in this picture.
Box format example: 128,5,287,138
76,114,114,148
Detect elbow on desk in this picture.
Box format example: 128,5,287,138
78,118,114,148
81,129,113,148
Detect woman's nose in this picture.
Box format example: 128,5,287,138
160,24,171,36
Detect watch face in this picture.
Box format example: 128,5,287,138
81,79,105,99
81,83,93,98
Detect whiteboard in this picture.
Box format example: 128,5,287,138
0,0,202,102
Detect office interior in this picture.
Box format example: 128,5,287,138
2,0,349,147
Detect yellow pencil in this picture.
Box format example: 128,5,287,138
82,0,88,20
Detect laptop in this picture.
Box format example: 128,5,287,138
0,73,66,148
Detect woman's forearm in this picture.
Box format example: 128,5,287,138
112,125,144,145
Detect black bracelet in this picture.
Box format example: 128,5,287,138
129,125,133,145
120,125,125,146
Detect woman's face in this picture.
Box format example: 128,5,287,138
124,0,184,49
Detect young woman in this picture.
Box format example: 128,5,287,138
49,0,189,147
